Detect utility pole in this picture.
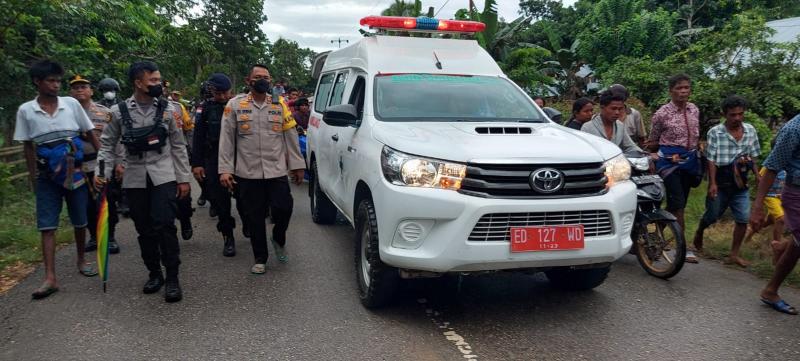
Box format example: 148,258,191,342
331,37,349,48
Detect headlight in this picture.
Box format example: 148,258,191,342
381,147,466,190
629,157,650,171
604,154,631,188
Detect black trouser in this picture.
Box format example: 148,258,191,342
86,171,119,242
205,160,235,236
176,195,193,227
237,176,293,264
127,177,181,278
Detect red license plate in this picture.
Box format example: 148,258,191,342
509,225,585,252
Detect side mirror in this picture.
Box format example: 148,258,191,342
323,104,359,127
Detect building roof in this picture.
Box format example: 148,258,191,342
766,17,800,44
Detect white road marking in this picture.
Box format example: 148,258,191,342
418,298,479,360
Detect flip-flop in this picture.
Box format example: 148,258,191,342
761,298,799,315
79,263,98,277
31,284,59,300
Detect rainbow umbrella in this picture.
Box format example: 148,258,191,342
96,161,110,292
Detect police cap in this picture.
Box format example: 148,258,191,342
69,74,91,86
207,73,232,92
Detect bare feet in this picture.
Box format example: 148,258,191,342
727,256,751,268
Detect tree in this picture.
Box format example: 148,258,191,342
577,0,676,73
381,0,422,17
502,47,554,95
268,38,316,92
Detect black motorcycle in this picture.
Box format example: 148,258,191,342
627,151,686,279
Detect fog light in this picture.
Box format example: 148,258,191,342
621,212,634,235
392,220,434,249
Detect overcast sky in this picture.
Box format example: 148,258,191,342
262,0,576,53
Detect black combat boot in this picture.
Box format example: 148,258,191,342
164,277,182,303
143,271,164,294
85,238,97,252
180,219,193,240
223,234,236,257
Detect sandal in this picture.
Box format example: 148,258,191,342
31,284,59,300
250,263,266,274
271,239,288,264
761,298,799,315
79,262,99,277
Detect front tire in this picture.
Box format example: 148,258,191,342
309,161,337,224
635,220,686,279
355,198,399,308
545,266,610,291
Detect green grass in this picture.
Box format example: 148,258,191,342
0,190,73,272
683,180,800,287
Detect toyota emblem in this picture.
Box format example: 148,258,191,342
530,168,564,193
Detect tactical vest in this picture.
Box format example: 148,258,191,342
203,100,225,145
119,99,169,157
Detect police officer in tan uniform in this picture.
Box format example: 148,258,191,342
218,64,305,275
68,75,122,255
96,61,192,302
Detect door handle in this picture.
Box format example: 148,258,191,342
347,146,357,153
331,134,339,142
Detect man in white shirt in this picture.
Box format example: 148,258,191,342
14,60,102,299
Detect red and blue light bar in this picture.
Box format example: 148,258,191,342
360,16,486,33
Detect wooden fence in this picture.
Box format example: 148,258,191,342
0,145,28,182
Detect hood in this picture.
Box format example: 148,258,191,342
371,121,622,164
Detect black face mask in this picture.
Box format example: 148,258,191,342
146,84,163,98
252,79,271,94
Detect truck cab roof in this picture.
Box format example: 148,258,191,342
322,35,503,76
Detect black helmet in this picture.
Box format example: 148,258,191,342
98,78,121,92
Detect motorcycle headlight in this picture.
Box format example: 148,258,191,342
381,147,466,190
629,157,650,171
604,154,631,188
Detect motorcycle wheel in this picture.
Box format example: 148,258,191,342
634,220,686,279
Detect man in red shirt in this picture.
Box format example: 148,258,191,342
648,74,702,263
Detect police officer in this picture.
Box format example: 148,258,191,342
97,77,121,108
218,64,305,274
68,75,121,254
191,73,237,256
96,77,130,217
95,61,192,302
163,81,195,240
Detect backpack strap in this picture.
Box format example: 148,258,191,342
153,98,167,125
118,101,134,130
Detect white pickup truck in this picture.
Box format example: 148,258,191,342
305,16,636,308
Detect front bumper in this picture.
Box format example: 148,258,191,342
372,180,637,273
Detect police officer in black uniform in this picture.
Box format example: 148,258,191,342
191,73,238,256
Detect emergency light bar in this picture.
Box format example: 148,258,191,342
360,16,486,33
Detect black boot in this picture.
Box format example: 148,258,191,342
143,272,164,294
108,239,120,254
85,238,97,252
180,219,193,240
164,277,182,303
223,234,236,257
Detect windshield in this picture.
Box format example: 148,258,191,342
374,74,547,122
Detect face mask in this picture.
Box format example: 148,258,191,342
146,84,163,98
252,79,271,94
103,91,116,100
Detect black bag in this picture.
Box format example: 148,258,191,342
716,155,753,191
119,99,168,156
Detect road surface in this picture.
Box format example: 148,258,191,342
1,183,799,360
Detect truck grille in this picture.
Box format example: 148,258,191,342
468,210,614,242
459,162,607,198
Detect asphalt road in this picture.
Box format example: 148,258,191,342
2,183,799,361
